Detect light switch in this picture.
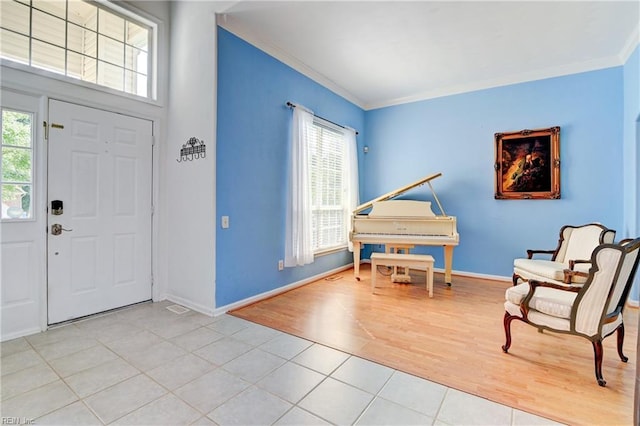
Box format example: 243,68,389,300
221,216,229,229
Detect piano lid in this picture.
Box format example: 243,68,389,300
353,172,442,215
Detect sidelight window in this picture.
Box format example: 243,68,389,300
1,108,34,220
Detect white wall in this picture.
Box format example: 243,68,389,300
0,0,225,338
161,1,224,314
0,0,171,339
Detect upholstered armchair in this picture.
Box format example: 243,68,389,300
513,223,616,286
503,238,640,386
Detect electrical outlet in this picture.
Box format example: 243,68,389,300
278,260,284,271
221,216,229,229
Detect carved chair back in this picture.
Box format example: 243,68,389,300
554,224,616,264
572,238,640,337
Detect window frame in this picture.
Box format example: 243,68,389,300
0,0,158,101
307,117,349,255
1,106,36,222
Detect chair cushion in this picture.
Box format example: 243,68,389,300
527,310,571,331
505,283,577,319
505,283,530,305
514,258,566,281
531,289,576,319
514,258,589,284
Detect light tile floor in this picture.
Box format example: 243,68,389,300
0,301,565,425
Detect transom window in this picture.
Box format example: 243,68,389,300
0,0,154,98
1,108,34,220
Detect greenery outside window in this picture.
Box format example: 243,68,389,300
0,0,154,99
1,108,34,220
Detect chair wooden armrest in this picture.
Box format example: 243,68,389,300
568,259,590,269
529,279,582,293
563,269,589,283
526,249,556,259
564,259,591,283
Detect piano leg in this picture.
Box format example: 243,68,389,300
353,242,362,281
443,245,454,286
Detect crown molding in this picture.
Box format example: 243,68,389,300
365,55,625,110
217,13,636,112
217,14,367,109
619,23,640,63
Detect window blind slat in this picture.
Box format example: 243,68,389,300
307,119,347,252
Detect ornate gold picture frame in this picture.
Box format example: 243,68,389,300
494,126,560,199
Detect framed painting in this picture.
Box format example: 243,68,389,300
494,126,560,199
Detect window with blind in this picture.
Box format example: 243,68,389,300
0,0,154,99
308,119,347,253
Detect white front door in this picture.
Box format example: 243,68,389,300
47,100,153,324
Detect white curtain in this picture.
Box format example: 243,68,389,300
343,127,359,251
284,106,315,267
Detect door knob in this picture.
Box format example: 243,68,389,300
51,224,73,235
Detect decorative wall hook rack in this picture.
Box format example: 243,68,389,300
177,137,206,162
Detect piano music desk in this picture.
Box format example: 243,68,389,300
370,252,434,298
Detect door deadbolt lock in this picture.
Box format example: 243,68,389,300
51,200,63,215
51,224,72,235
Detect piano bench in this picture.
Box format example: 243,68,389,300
370,252,434,298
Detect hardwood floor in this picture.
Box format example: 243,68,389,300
230,264,637,426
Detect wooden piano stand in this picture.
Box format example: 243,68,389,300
386,244,415,282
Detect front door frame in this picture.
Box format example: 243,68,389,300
46,99,155,325
0,71,162,341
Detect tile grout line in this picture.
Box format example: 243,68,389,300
2,305,564,426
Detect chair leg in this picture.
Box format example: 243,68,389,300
592,339,606,387
502,312,514,353
617,323,629,363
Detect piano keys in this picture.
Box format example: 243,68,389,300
349,172,459,285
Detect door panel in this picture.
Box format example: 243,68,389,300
0,90,45,340
47,100,152,324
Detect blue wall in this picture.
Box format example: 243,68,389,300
365,69,624,277
216,28,365,306
217,26,632,306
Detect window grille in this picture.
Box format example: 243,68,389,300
0,0,154,99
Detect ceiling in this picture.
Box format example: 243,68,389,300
217,1,640,110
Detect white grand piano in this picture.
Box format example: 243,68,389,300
349,172,459,285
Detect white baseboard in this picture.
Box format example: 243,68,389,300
0,326,43,342
443,268,512,283
162,263,531,319
165,293,215,317
214,263,354,316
